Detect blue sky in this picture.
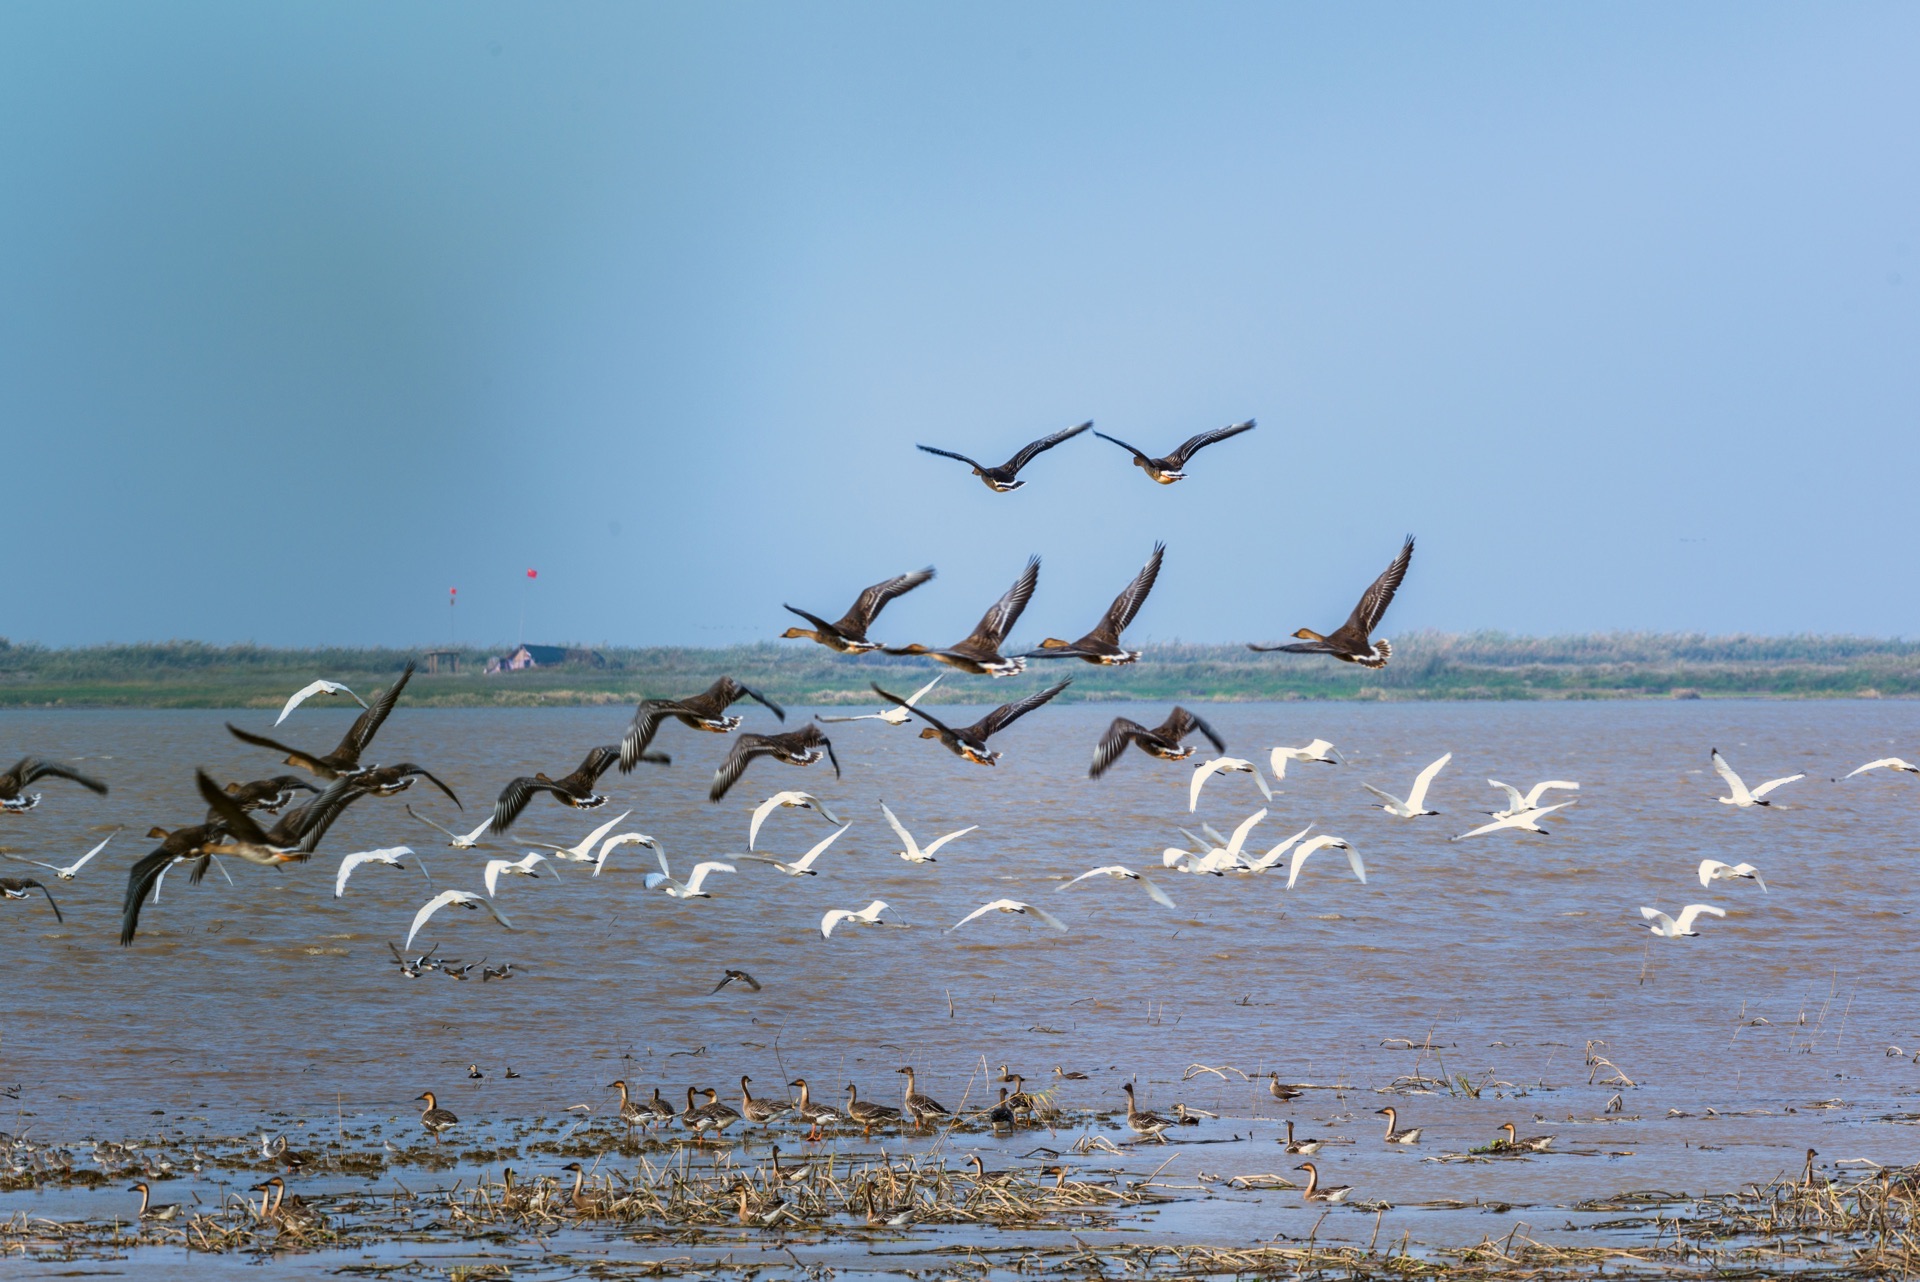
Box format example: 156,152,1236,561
2,3,1915,648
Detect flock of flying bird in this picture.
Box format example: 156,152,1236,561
2,420,1915,966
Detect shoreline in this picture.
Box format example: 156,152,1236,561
2,633,1916,708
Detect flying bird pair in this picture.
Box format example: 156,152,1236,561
918,419,1255,490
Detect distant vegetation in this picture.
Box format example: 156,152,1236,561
0,632,1914,708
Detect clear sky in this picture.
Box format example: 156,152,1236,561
3,3,1915,649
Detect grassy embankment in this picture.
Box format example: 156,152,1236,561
0,633,1915,709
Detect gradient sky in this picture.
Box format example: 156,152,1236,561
3,3,1915,649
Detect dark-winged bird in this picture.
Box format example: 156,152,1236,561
0,758,108,813
226,661,415,779
198,771,369,865
885,555,1039,677
619,677,782,772
710,725,839,802
0,876,62,923
872,679,1070,766
916,421,1091,492
1092,419,1255,484
1026,543,1162,665
781,567,935,654
221,776,319,813
492,745,624,833
1088,707,1226,779
351,763,462,807
1249,536,1414,669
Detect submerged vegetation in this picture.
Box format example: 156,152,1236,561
0,632,1915,708
4,1108,1918,1278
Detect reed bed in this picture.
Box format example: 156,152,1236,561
6,1114,1920,1278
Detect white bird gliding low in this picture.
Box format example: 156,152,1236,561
1843,757,1919,779
747,791,844,850
1269,740,1339,779
1711,749,1804,808
593,831,662,876
1487,778,1579,819
881,802,977,863
334,846,427,898
407,804,493,849
273,679,368,726
743,823,848,876
1057,865,1176,908
484,852,551,897
3,828,118,881
1189,758,1272,811
1641,903,1725,938
820,899,897,938
948,899,1067,933
644,860,735,899
1450,801,1574,841
818,674,944,724
1699,859,1767,893
406,889,514,949
1286,835,1364,889
525,811,632,862
1362,752,1451,817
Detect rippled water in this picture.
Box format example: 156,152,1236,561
3,699,1919,1247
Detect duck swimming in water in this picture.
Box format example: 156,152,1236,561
1250,536,1413,669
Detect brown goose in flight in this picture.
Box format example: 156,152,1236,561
916,421,1091,492
710,725,839,802
886,556,1039,677
351,763,462,807
121,822,223,945
222,775,319,814
1250,536,1414,669
0,757,108,813
872,679,1069,766
197,770,368,865
1093,419,1255,484
1026,543,1162,665
492,745,624,833
1088,707,1226,778
226,661,415,779
619,677,783,772
781,567,935,654
0,876,62,923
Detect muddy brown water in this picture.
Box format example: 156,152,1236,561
2,700,1918,1264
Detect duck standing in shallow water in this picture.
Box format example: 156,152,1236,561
1025,543,1163,665
416,1091,459,1142
781,567,935,653
1250,536,1413,668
